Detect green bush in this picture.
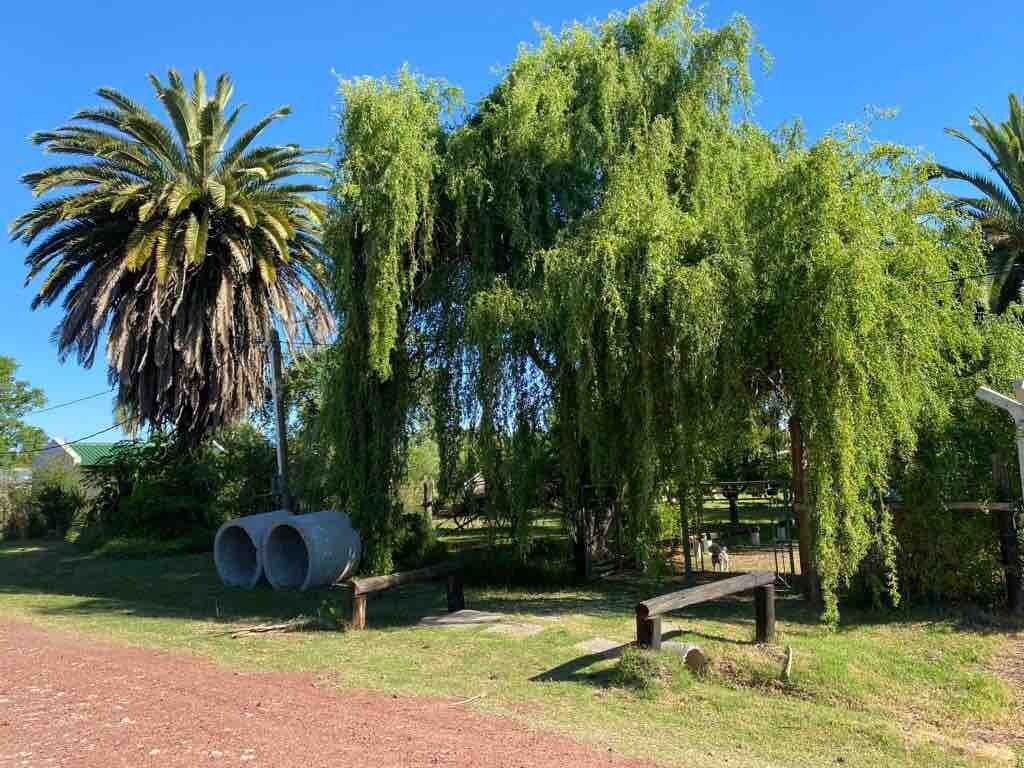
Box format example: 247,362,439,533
459,538,575,588
891,505,1005,608
0,481,32,540
393,512,447,570
74,426,302,554
889,314,1024,608
29,461,86,537
654,500,678,542
611,647,691,699
211,424,277,518
84,433,222,544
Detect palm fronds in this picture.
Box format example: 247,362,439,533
937,93,1024,312
10,69,334,441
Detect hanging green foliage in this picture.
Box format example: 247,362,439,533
325,0,991,619
748,133,987,619
324,69,458,572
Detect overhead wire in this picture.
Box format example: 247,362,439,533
5,421,127,456
24,388,114,416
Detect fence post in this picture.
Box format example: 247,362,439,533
993,457,1023,615
350,593,367,630
754,583,776,642
446,571,465,612
635,614,662,650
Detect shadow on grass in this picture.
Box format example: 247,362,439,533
530,643,626,685
1,541,1003,639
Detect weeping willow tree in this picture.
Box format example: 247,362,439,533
326,0,986,618
747,134,987,618
322,71,457,571
327,1,766,572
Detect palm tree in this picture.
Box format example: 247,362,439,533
10,69,333,442
937,93,1024,312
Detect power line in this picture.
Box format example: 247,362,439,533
7,422,127,456
25,388,114,416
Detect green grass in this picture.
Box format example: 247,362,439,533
0,540,1019,768
701,494,788,527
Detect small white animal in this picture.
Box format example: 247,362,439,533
709,543,729,572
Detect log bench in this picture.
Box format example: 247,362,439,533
635,571,776,649
347,561,465,630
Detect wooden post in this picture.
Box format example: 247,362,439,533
754,583,776,643
636,615,662,650
351,594,367,630
268,329,292,513
446,572,465,612
992,457,1023,615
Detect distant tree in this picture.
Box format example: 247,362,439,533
10,69,333,443
0,357,45,466
937,93,1024,312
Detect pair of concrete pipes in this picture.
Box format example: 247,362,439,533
213,509,361,590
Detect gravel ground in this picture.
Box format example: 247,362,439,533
0,620,653,768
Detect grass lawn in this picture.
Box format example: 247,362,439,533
0,540,1020,767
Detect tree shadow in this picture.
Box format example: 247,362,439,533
2,541,1012,638
530,642,628,684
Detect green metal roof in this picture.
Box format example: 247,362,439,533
72,442,118,465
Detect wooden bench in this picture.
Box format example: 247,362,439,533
635,571,776,650
348,561,465,630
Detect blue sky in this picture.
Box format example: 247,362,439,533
1,0,1020,443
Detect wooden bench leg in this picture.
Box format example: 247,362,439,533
351,594,367,630
754,584,775,643
636,615,662,650
446,573,465,612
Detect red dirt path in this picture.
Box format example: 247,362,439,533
0,620,653,768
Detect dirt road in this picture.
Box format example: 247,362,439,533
0,620,652,768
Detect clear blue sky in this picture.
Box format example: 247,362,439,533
1,0,1020,443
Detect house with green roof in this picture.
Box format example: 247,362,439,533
32,438,118,473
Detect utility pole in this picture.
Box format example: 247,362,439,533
268,328,292,513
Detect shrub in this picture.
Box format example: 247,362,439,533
84,433,222,544
611,647,691,699
0,481,32,540
211,424,277,518
654,500,678,542
1,462,87,540
459,538,575,588
890,504,1006,608
29,461,86,537
393,512,447,570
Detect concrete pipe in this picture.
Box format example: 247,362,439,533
214,510,293,588
262,510,361,590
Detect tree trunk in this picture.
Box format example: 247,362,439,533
678,483,694,579
789,416,820,607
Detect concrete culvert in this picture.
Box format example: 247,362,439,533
263,510,361,590
214,510,292,588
